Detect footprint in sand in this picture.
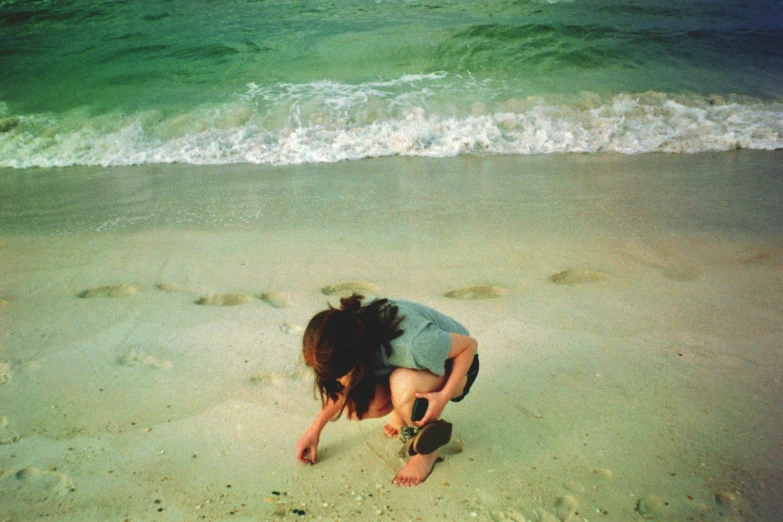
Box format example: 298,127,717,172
444,285,505,300
636,495,669,518
549,269,609,285
14,467,73,495
156,282,188,293
195,293,251,306
0,361,11,384
117,350,173,370
0,416,21,444
622,242,701,282
259,291,292,308
321,281,380,297
554,495,579,522
78,285,137,298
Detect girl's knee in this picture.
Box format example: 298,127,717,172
389,367,444,405
388,368,419,403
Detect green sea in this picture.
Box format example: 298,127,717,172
1,0,781,167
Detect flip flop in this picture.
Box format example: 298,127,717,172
405,419,453,456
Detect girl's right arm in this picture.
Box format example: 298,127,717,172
296,397,343,464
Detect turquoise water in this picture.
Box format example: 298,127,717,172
1,0,781,167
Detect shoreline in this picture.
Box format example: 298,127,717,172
0,151,781,520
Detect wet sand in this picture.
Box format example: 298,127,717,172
0,152,781,521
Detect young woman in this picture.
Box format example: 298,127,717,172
296,294,479,486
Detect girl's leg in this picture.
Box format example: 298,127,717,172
383,409,405,438
388,367,467,424
387,367,467,487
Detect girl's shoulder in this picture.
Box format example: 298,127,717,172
388,299,469,336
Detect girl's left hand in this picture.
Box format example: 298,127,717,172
414,391,448,426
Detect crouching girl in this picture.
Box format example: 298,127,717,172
296,294,479,486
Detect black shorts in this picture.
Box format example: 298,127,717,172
450,354,479,403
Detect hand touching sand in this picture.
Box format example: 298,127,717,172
296,429,319,464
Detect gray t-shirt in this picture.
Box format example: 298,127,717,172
373,299,470,377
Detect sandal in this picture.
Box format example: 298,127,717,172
404,419,453,456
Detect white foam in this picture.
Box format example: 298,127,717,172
0,78,781,168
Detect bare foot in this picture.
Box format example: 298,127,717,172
392,451,439,487
383,410,404,438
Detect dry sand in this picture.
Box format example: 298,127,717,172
0,152,781,521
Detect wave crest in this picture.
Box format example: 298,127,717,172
0,75,780,168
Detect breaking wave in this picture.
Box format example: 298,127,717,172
0,74,780,169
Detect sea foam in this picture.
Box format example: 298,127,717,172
0,75,780,169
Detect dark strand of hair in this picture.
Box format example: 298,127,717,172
302,293,404,420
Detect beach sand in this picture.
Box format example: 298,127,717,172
0,152,781,521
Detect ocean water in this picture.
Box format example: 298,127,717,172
0,0,781,168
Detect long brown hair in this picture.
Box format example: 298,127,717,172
303,294,404,420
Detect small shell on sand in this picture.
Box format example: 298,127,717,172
259,291,291,308
714,491,736,505
195,293,251,306
77,285,137,298
444,285,505,300
593,468,613,479
321,281,380,297
550,270,608,285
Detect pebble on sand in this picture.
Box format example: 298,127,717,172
715,491,736,505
